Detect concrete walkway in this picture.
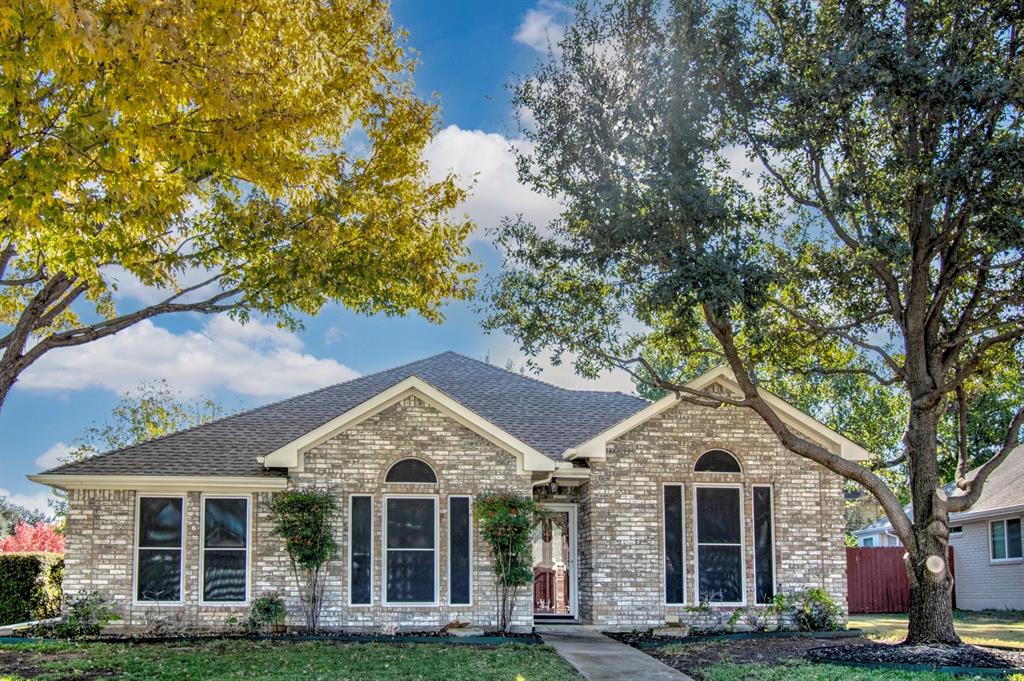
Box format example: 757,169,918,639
537,625,695,681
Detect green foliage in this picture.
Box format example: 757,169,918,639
269,490,339,631
792,588,841,632
0,553,63,625
473,492,544,632
247,593,287,632
44,590,118,639
0,497,46,536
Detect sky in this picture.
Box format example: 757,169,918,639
0,0,637,513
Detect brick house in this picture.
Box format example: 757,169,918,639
30,352,869,630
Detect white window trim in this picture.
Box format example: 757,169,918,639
751,485,776,606
448,495,473,607
989,517,1024,564
348,494,374,607
133,494,186,606
662,482,687,606
382,494,439,607
198,494,251,606
693,483,746,607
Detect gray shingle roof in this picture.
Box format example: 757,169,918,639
41,352,649,478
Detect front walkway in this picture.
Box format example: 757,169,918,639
537,625,695,681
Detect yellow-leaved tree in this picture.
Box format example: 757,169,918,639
0,0,475,409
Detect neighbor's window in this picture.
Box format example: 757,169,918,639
862,537,874,547
385,496,437,604
136,496,184,602
663,484,685,604
694,450,742,473
949,526,963,537
202,497,249,602
752,486,775,604
990,518,1023,561
695,486,743,603
385,458,437,483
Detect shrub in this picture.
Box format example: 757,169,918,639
0,553,63,625
793,588,841,631
1,522,65,553
473,491,544,632
247,592,286,632
45,590,118,638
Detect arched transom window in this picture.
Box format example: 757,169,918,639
694,449,741,473
385,458,437,483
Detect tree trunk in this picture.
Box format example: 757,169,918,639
903,402,961,645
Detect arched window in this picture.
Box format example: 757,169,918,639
694,449,741,473
385,458,437,483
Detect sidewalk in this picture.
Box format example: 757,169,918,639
537,625,695,681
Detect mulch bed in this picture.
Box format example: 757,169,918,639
643,635,868,680
807,642,1024,669
24,630,542,646
0,648,114,681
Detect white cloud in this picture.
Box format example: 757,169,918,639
0,488,55,516
423,125,563,237
34,442,73,469
514,2,568,54
18,315,359,399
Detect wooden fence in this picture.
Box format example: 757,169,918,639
846,546,956,613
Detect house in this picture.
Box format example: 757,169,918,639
29,352,870,630
851,446,1024,610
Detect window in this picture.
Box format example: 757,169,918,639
449,496,472,605
695,486,743,603
136,496,184,602
202,497,249,603
862,537,874,547
949,526,963,537
990,518,1023,561
350,495,373,605
384,496,437,604
694,450,741,473
752,486,775,604
385,458,437,483
663,484,685,604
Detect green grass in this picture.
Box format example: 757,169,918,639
0,639,583,681
849,610,1024,649
705,660,1024,680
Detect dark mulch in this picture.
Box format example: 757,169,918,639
69,630,541,645
644,636,869,680
0,648,115,681
807,642,1024,669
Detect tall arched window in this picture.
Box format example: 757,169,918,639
385,458,437,483
694,449,741,473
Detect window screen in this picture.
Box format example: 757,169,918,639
137,497,183,601
385,459,437,483
664,485,685,604
350,496,373,605
203,497,248,602
696,487,743,603
753,486,775,604
694,450,742,473
449,497,471,605
386,497,436,603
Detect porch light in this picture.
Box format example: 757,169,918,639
548,479,559,494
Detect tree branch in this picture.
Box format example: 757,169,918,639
949,404,1024,512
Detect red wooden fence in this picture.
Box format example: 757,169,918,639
846,546,956,614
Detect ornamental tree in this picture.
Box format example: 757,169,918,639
268,489,339,631
1,522,64,553
487,0,1022,645
0,0,475,410
473,492,543,632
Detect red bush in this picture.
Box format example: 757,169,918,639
1,522,64,553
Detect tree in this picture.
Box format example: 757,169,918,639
0,497,46,537
486,0,1023,644
0,0,475,411
1,521,64,553
268,489,339,631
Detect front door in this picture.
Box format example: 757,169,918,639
532,503,577,620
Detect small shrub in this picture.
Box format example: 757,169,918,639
793,588,841,631
46,590,118,638
247,592,286,632
0,553,63,625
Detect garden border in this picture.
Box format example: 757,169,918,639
0,632,542,646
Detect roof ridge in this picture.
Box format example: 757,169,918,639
43,353,458,475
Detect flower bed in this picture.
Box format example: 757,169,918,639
806,641,1024,676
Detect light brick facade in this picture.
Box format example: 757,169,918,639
62,391,847,631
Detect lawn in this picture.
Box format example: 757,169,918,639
849,610,1024,649
0,639,583,681
705,660,1024,680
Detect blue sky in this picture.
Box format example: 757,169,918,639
0,0,634,512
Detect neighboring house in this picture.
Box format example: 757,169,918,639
30,352,870,631
851,446,1024,610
